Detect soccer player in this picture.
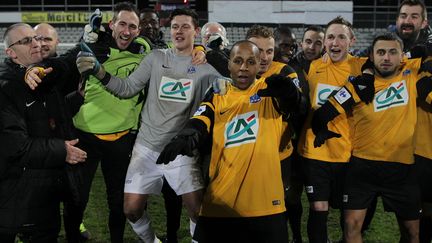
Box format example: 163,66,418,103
312,32,432,243
282,25,325,243
75,8,221,243
246,27,304,241
296,16,366,243
156,40,301,243
395,1,432,241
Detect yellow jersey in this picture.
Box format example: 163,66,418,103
260,61,299,160
298,55,367,162
329,58,426,164
192,79,286,217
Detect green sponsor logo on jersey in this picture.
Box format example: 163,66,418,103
374,80,408,111
159,76,193,103
316,83,340,106
225,111,258,147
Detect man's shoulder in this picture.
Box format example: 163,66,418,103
0,61,21,86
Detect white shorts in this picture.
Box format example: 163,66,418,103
124,142,204,195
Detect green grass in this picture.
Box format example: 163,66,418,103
58,167,399,243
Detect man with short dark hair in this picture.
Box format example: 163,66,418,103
313,32,432,243
297,16,367,243
274,26,298,64
139,8,171,49
396,0,430,54
75,8,221,243
25,3,153,242
394,1,432,241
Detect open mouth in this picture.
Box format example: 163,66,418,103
237,75,250,83
175,36,184,42
401,25,414,33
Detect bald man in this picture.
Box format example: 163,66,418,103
34,23,60,59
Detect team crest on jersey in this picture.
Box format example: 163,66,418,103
187,66,196,74
158,76,193,103
224,111,259,148
334,87,351,105
292,77,301,89
250,94,261,103
193,105,206,116
374,80,409,112
403,69,411,76
315,83,340,106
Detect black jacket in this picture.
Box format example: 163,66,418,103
0,58,71,233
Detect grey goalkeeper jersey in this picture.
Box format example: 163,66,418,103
106,48,220,152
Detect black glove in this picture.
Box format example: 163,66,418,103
311,102,341,148
420,56,432,74
156,128,200,165
410,44,427,58
351,73,375,104
361,58,375,73
257,74,298,100
208,36,223,50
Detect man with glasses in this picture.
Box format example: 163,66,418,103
0,23,87,243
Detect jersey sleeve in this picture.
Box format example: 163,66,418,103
191,89,215,134
103,50,154,98
328,82,359,114
416,56,432,105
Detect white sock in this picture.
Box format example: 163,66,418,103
189,219,196,238
128,211,157,243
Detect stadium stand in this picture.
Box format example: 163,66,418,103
0,25,386,61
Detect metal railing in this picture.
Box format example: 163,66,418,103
0,2,430,29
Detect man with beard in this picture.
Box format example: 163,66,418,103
312,32,432,243
396,1,432,242
395,0,431,56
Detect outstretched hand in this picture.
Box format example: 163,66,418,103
76,42,105,79
156,129,199,165
257,74,297,99
25,66,53,90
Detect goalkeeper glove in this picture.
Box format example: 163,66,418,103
76,42,105,79
83,9,104,43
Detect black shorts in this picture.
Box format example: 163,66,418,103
302,158,347,209
343,156,420,220
290,151,305,185
415,154,432,203
193,213,288,243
